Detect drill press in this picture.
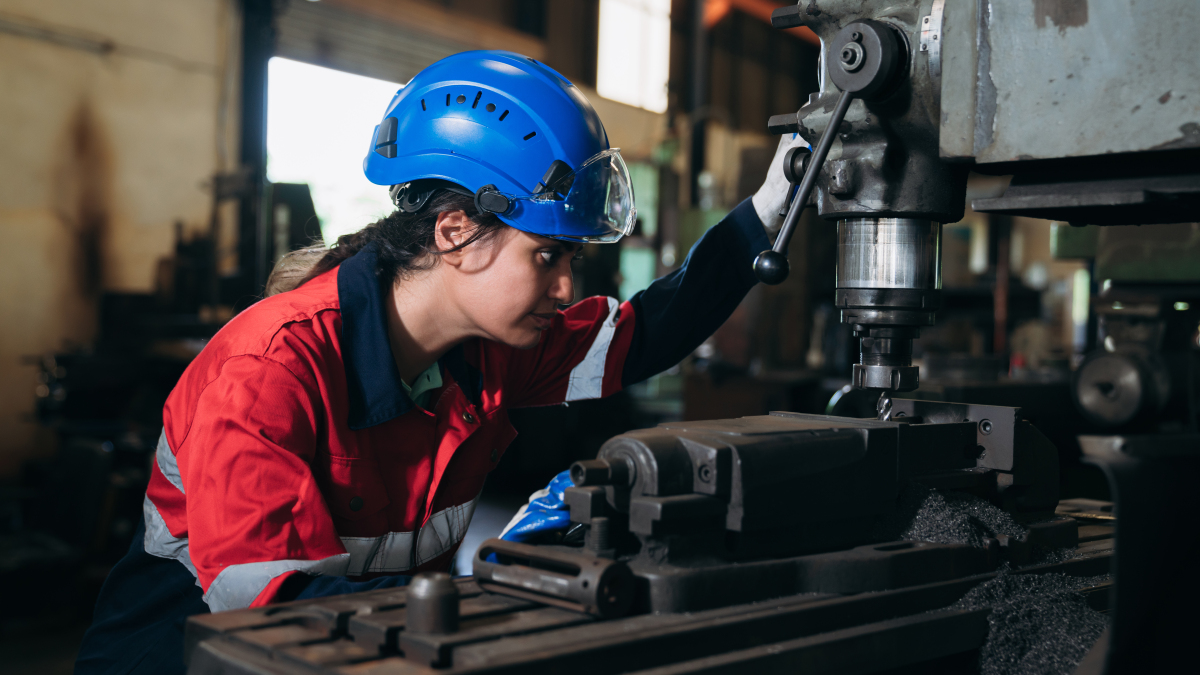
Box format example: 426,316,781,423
752,15,967,418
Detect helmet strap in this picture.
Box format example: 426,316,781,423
390,180,481,214
390,183,438,213
389,181,511,217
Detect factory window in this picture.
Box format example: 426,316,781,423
596,0,671,113
619,162,660,301
266,57,401,245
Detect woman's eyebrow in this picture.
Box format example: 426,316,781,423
539,240,582,254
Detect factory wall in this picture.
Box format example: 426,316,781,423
0,0,237,477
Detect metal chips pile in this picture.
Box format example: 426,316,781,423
877,484,1109,674
876,483,1028,547
952,572,1109,675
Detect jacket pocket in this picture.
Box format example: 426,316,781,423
320,454,392,526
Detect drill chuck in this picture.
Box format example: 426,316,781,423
836,219,942,392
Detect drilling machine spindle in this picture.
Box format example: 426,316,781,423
753,17,951,417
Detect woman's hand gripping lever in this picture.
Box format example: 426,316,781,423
753,19,908,285
753,90,854,285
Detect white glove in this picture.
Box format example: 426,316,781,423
751,133,811,233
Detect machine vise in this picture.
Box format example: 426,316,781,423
474,400,1063,615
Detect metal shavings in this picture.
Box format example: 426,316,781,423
875,486,1109,673
1025,546,1082,567
952,572,1110,675
876,483,1026,547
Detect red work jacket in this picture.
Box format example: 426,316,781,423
143,243,634,611
139,198,768,613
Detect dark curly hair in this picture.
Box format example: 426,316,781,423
265,190,507,297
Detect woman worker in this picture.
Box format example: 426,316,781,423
76,51,802,674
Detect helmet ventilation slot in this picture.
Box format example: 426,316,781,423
486,103,496,112
456,94,466,104
472,91,482,108
445,93,451,106
524,131,537,141
499,110,509,121
421,99,426,111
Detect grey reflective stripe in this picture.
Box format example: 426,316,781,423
565,296,620,401
142,495,198,580
204,553,351,612
414,497,478,566
340,535,386,576
155,428,185,494
361,530,416,573
340,495,479,574
147,425,478,609
145,431,200,590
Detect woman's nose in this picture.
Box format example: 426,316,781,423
549,268,574,306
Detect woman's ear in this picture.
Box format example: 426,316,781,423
433,210,473,267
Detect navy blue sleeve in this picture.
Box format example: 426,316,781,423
621,198,770,387
278,573,411,602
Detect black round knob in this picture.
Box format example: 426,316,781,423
571,459,613,486
406,572,460,634
839,42,866,72
571,457,633,487
782,146,812,184
754,250,790,285
827,20,903,101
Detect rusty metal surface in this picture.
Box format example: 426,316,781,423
185,538,1113,674
938,0,979,159
959,0,1200,164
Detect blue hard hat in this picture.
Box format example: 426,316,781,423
363,50,636,243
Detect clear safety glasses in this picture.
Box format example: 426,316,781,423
510,149,638,243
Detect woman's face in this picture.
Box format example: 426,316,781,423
446,221,581,349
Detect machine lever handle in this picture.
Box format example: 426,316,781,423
754,89,855,285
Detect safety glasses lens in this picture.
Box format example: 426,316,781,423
561,149,636,242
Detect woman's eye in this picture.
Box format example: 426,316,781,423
539,250,559,266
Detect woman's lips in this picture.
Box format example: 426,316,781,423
530,313,556,330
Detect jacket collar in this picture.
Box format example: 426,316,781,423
338,243,481,430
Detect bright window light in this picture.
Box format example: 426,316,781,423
267,57,400,245
597,0,671,113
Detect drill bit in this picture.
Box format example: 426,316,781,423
877,390,893,421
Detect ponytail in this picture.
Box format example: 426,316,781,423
264,190,505,297
264,246,328,297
